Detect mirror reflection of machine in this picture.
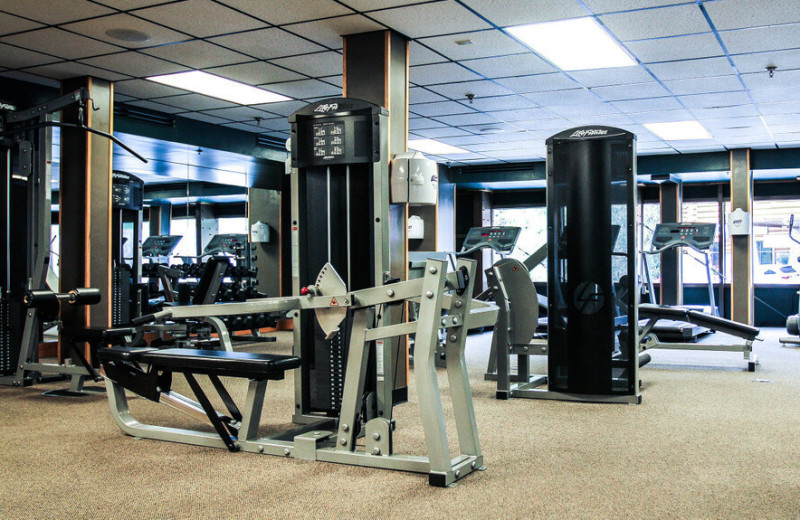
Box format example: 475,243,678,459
111,171,144,326
781,215,800,347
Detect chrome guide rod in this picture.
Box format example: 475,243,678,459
346,165,351,288
326,166,332,263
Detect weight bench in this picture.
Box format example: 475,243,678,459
97,347,301,452
639,303,760,371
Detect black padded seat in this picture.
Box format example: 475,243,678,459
685,310,759,340
639,304,690,320
61,326,135,344
97,347,301,380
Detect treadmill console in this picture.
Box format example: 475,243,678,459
460,226,521,254
142,235,183,257
203,234,248,255
651,223,716,251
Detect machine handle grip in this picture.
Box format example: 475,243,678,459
131,314,157,326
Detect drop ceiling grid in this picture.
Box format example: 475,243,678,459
0,0,797,158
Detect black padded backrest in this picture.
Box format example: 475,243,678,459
492,258,539,345
192,257,230,305
639,304,690,321
685,310,759,340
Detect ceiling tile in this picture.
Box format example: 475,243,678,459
177,111,235,124
600,4,710,41
220,121,266,133
368,1,490,38
547,101,619,117
341,0,422,9
741,68,800,90
410,62,482,85
569,113,637,127
200,105,276,121
113,78,188,99
433,112,499,126
592,82,671,101
0,43,59,68
627,108,694,123
410,101,476,117
209,28,325,59
493,73,578,93
216,0,354,25
124,99,187,113
284,14,383,49
413,126,474,138
731,48,800,74
410,87,448,104
22,61,131,81
701,115,763,129
143,40,251,69
409,117,447,130
611,96,683,112
462,0,588,27
582,0,694,15
626,33,723,63
462,53,555,78
487,108,551,122
663,75,744,96
468,95,538,111
271,51,342,78
259,78,340,99
691,105,760,119
720,24,800,54
135,0,264,38
61,14,188,49
153,93,237,111
678,91,752,109
249,99,307,116
418,29,528,61
207,61,305,85
409,41,447,66
704,0,800,31
568,66,653,87
92,0,169,8
0,0,114,25
1,28,123,60
0,70,59,87
749,87,800,104
82,52,188,78
513,118,574,132
648,57,735,81
0,12,43,36
525,88,598,106
427,80,514,99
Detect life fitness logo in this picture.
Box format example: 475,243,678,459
573,281,605,315
314,103,339,113
569,129,608,138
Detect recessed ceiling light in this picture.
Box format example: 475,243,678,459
105,28,150,43
408,139,469,155
506,18,637,71
644,121,713,141
146,71,291,105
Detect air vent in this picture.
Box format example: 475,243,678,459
256,134,287,149
114,104,175,126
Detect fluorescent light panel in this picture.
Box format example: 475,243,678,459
506,17,637,71
644,121,713,140
147,71,290,105
408,139,468,155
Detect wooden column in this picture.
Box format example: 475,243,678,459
343,29,410,397
59,77,113,357
659,180,682,305
730,149,753,324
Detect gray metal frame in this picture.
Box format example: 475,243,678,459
104,258,496,487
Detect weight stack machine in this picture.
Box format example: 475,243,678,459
111,171,144,326
546,126,640,404
289,98,405,422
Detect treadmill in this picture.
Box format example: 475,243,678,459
642,223,716,342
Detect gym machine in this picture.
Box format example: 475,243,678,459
490,126,642,403
97,258,495,487
639,225,760,370
1,89,145,390
288,97,402,423
111,170,144,326
780,214,800,347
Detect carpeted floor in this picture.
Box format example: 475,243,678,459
1,328,799,519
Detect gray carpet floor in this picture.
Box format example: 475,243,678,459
1,328,799,519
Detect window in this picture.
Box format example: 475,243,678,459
169,217,197,259
681,201,722,284
218,217,248,235
640,202,661,283
752,199,800,284
491,207,548,281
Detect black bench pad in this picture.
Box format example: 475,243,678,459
639,304,759,340
61,326,135,343
98,347,301,380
